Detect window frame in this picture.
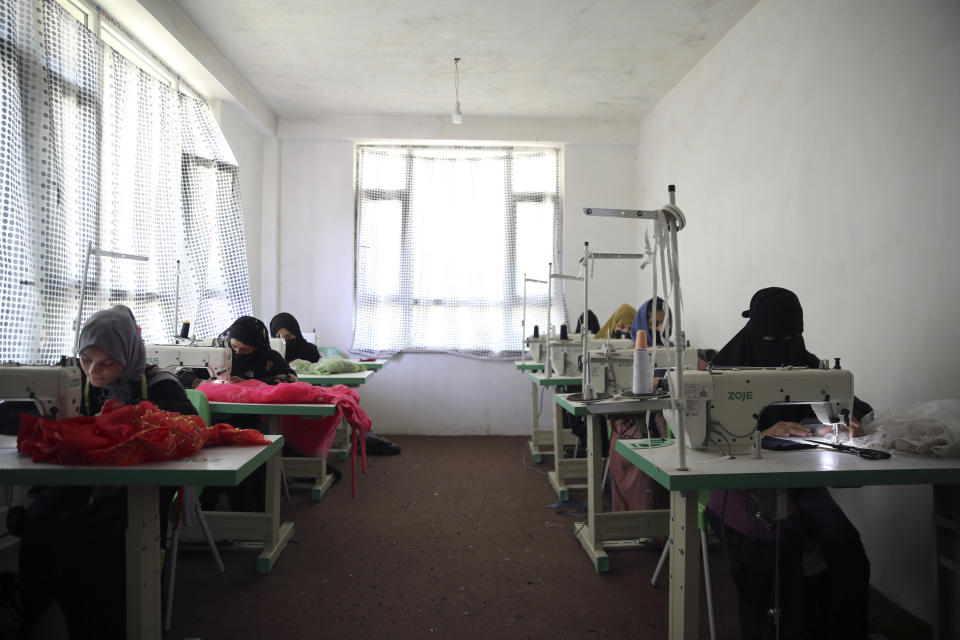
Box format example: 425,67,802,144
352,143,564,358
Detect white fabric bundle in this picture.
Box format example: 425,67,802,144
853,399,960,458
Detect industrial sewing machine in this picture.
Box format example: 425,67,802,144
145,344,233,381
549,335,633,377
665,366,854,455
525,335,547,363
269,337,286,359
587,343,697,395
0,359,83,432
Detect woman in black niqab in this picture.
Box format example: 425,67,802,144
226,316,297,384
712,287,819,368
269,312,321,363
706,287,872,640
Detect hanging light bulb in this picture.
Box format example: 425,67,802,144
451,57,463,124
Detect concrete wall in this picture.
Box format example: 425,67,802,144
635,0,960,623
277,122,646,435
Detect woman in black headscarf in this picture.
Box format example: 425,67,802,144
225,316,297,384
707,287,872,640
270,312,321,363
575,310,600,335
18,305,196,639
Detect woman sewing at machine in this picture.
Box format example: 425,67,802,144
226,315,299,384
17,305,197,639
707,287,872,640
608,297,674,511
270,311,321,363
595,303,635,339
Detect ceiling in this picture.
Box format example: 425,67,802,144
168,0,758,122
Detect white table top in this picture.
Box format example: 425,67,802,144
296,370,374,385
0,434,283,487
616,438,960,492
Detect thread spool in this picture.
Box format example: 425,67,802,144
179,321,191,339
559,324,568,340
632,330,653,395
532,325,539,338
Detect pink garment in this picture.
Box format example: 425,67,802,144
609,418,669,512
198,380,372,495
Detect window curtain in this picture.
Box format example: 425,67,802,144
0,0,101,363
352,145,565,359
179,94,252,339
0,0,252,364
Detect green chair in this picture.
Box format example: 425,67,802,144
164,390,225,631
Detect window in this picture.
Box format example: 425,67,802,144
0,0,251,363
352,145,565,358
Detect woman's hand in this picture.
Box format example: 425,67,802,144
228,376,245,383
813,418,864,438
761,421,811,438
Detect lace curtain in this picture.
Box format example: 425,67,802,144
0,0,252,364
352,145,565,359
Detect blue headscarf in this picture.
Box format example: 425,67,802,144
629,297,671,346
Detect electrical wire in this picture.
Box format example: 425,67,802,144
520,439,548,475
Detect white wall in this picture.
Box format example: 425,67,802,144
277,126,642,435
636,0,960,623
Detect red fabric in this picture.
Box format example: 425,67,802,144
17,400,268,466
197,380,371,494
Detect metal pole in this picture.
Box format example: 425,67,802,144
73,240,94,355
545,262,552,379
582,242,593,399
667,186,687,471
522,273,527,361
174,259,181,340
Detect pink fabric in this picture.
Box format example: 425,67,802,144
197,380,372,495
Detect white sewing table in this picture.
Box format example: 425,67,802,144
555,392,673,572
0,433,284,640
349,358,387,370
615,439,960,640
292,371,374,464
208,401,337,503
295,370,375,387
525,372,584,494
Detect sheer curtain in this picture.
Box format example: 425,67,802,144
352,145,565,359
0,0,101,363
0,0,252,364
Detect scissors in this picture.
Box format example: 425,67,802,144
803,440,891,460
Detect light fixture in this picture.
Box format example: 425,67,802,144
451,57,463,124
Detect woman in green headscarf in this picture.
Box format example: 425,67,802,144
596,303,636,339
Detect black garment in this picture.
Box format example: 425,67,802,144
269,312,321,363
575,310,600,334
226,316,297,384
19,368,196,639
707,491,871,640
710,287,871,639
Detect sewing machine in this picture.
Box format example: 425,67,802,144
666,367,854,454
269,337,286,359
0,359,83,425
587,344,697,395
525,335,547,363
549,335,633,377
144,344,233,381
